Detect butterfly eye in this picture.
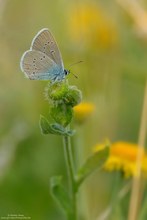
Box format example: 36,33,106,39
64,69,68,75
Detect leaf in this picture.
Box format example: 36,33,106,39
39,116,75,136
51,123,76,136
51,123,66,135
39,115,54,134
50,176,73,218
139,193,147,220
76,147,109,188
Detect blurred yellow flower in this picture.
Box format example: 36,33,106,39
74,102,95,123
94,142,147,178
69,3,117,49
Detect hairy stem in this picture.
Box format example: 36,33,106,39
63,134,77,220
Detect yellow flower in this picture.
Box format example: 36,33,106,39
74,102,95,123
94,142,147,178
68,3,117,49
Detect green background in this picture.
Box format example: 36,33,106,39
0,0,146,219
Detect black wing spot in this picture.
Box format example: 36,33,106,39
40,58,43,61
51,50,54,53
43,56,45,58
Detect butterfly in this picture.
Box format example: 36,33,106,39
20,28,70,82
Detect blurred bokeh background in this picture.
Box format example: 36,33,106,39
0,0,147,219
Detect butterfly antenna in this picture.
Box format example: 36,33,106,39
70,70,78,79
68,60,83,68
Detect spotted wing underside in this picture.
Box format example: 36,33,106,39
31,28,64,70
20,50,60,80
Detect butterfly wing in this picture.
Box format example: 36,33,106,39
31,28,64,70
20,50,63,80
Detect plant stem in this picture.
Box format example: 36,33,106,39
128,80,147,220
63,134,77,220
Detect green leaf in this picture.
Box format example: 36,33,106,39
50,176,73,218
39,115,65,135
39,115,54,135
39,115,75,136
51,123,75,136
51,123,66,135
76,147,109,188
139,193,147,220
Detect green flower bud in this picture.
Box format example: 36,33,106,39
64,86,82,107
46,82,69,101
45,82,82,107
50,103,73,127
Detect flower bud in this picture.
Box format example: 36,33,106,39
64,86,82,107
50,103,73,127
46,82,69,101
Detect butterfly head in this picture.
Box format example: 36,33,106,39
64,69,70,76
64,69,78,79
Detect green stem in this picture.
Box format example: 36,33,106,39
63,134,77,220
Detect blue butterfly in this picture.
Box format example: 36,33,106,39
20,28,69,82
